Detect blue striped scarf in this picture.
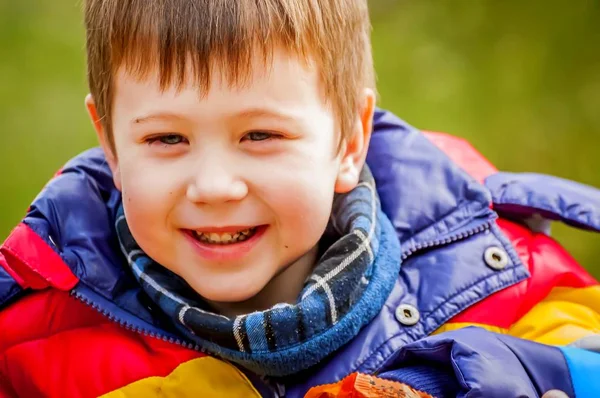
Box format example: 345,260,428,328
116,166,401,376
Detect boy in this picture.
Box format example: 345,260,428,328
1,1,600,397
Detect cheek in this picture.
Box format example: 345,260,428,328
121,157,183,208
119,158,183,261
280,191,333,245
260,155,338,248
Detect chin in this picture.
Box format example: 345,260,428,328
193,278,267,304
206,290,259,304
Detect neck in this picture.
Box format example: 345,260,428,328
207,244,320,317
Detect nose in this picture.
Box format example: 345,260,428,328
186,153,248,205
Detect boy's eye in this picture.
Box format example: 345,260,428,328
147,134,187,146
243,131,278,142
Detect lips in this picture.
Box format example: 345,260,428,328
183,225,267,261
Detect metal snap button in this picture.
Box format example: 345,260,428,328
395,304,420,326
484,246,509,270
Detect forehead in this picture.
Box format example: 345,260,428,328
111,49,330,122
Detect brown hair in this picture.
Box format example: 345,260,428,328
84,0,375,152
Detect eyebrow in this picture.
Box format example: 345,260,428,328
233,107,299,123
131,112,185,125
131,107,300,126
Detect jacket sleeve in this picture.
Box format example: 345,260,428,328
378,327,600,398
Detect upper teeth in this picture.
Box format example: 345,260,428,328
194,228,255,244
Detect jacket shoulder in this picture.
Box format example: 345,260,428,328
423,131,498,183
0,222,79,309
426,130,600,345
0,289,208,398
424,130,600,233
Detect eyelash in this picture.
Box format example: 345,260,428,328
145,131,282,146
145,134,188,146
242,131,282,142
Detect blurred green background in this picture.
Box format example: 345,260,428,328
1,1,599,276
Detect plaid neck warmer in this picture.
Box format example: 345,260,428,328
116,167,401,377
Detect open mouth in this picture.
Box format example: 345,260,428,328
184,225,267,261
191,227,259,245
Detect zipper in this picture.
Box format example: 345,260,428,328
70,289,204,352
262,377,286,398
276,383,286,398
400,220,493,260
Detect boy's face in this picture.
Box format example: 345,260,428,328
87,49,374,308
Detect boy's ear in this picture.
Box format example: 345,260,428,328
85,94,122,191
334,88,376,194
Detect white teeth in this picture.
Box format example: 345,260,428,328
193,228,257,244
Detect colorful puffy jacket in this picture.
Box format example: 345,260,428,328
1,109,600,397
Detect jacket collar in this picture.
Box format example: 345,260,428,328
368,110,492,251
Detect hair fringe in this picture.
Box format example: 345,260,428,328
85,0,374,151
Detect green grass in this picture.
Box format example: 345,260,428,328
1,1,599,276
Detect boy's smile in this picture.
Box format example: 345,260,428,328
87,48,374,316
190,226,258,244
184,225,266,262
